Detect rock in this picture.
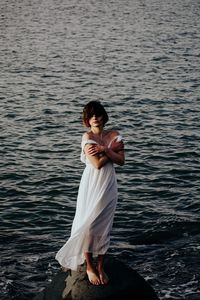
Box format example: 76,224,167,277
34,256,159,300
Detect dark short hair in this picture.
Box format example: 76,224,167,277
82,101,109,127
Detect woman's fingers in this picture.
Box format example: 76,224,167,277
111,140,124,152
86,145,98,156
86,141,124,156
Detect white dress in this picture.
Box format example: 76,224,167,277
55,135,122,271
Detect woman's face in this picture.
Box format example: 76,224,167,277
89,114,104,128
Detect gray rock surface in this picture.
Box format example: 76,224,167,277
34,256,159,300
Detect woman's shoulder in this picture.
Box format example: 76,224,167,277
82,131,95,141
106,130,120,139
82,132,90,141
105,130,122,145
82,130,121,143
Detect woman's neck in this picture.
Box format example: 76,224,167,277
90,126,104,135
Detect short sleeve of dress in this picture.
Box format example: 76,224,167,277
108,135,123,148
115,135,123,142
80,139,97,164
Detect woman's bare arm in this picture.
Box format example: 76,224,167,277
104,147,125,166
82,132,125,168
85,140,125,167
84,144,110,169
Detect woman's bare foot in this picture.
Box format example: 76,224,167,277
97,268,109,285
86,269,101,285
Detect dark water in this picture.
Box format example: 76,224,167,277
1,0,200,299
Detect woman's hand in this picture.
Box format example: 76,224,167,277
110,140,124,153
85,144,105,156
105,139,125,166
85,140,124,157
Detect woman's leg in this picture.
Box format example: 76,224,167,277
84,252,100,285
97,254,109,285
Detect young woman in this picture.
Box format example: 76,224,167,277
56,101,125,285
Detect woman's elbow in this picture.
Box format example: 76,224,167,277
117,153,125,166
118,158,125,166
93,162,103,169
